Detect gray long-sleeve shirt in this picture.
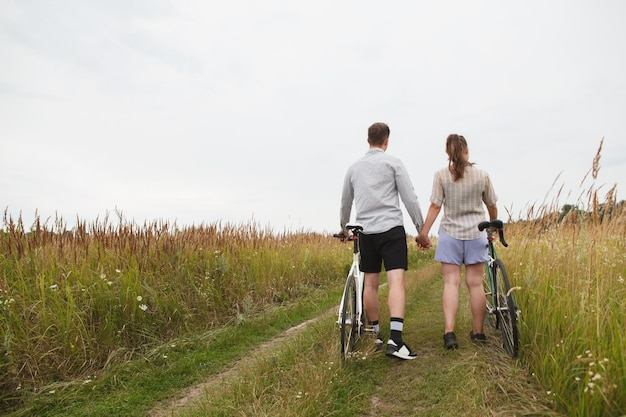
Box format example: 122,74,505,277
340,148,424,234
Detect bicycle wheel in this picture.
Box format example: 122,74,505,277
340,274,358,360
493,258,519,357
483,264,497,329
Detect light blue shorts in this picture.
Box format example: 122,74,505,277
434,229,489,265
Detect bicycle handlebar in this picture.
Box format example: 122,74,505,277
333,233,355,241
477,220,508,247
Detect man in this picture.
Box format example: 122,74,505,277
340,122,424,360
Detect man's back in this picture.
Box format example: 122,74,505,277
343,148,404,234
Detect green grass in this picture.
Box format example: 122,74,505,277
0,215,351,412
162,263,561,417
503,214,626,417
3,193,626,416
2,285,342,417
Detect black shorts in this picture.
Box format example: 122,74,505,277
359,226,408,273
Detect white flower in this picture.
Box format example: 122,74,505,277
49,284,58,290
136,296,143,302
139,304,148,311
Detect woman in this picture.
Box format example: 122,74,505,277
416,134,498,349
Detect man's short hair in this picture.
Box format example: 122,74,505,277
368,122,390,146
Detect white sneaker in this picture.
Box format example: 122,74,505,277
385,339,417,360
374,333,384,351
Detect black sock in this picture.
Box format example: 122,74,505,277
390,317,404,345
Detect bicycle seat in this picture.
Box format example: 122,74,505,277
346,223,364,232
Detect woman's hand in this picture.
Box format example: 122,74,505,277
415,234,431,249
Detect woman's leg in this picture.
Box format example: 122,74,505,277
465,262,486,335
441,263,462,333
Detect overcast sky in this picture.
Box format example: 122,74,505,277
2,1,625,234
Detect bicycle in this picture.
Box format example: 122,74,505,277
478,220,521,358
333,223,372,361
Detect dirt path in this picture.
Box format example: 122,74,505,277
365,264,562,416
150,265,561,416
150,307,338,416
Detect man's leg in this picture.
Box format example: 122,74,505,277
386,268,405,343
385,268,417,359
386,268,405,318
363,272,380,325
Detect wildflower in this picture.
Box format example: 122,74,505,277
592,373,602,381
100,274,106,280
136,296,143,302
115,269,121,274
49,284,58,290
139,304,148,311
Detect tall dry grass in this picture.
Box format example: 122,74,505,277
501,140,625,416
0,213,348,403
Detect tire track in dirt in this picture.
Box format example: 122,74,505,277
150,281,390,416
149,307,337,416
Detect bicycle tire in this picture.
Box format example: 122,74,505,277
493,258,519,357
483,265,497,329
340,274,358,360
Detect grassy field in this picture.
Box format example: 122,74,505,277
1,189,625,416
0,214,350,412
502,196,626,417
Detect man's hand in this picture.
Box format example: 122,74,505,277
415,234,431,250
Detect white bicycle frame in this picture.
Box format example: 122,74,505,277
336,224,366,331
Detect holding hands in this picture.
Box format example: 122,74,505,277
415,233,431,250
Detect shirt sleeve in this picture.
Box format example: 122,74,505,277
339,167,354,231
482,172,498,207
430,171,445,207
395,159,424,232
